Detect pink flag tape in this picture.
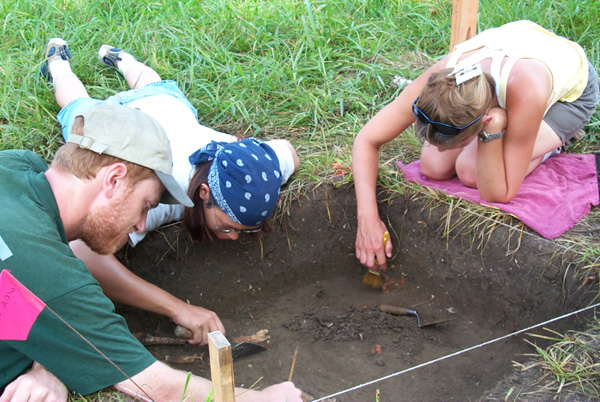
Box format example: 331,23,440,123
0,270,46,341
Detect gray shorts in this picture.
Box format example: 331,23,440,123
544,61,600,144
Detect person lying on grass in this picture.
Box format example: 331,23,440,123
42,38,299,347
352,20,599,271
0,41,303,402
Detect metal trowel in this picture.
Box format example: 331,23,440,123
231,341,266,360
174,325,266,360
380,304,452,328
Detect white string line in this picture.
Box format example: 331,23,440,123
395,180,587,257
311,302,600,402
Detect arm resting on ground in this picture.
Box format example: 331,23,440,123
116,361,303,402
70,239,224,345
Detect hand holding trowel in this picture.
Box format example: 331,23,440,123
175,325,268,360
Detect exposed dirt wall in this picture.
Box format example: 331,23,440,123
117,184,596,401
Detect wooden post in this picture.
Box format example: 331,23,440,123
208,331,235,402
449,0,479,51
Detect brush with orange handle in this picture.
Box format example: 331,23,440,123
362,231,389,289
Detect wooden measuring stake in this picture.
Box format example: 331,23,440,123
288,346,299,382
449,0,479,50
208,331,235,402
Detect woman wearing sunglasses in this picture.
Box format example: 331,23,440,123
42,39,299,346
352,20,599,270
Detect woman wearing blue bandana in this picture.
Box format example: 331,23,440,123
185,138,291,241
40,39,299,348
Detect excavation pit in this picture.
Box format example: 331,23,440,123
118,184,595,401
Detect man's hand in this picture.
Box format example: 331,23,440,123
239,382,303,402
117,361,304,402
172,303,225,346
0,362,68,402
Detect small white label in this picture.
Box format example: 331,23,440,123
0,235,13,261
208,331,231,348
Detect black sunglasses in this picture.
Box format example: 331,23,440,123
212,206,263,234
412,97,483,137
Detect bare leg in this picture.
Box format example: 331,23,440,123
53,72,90,109
121,59,162,89
419,141,462,181
43,39,90,108
99,46,162,89
454,120,563,188
454,138,478,188
529,120,562,166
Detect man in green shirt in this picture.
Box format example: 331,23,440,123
0,102,302,402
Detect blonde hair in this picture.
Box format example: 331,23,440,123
51,115,156,185
416,67,495,147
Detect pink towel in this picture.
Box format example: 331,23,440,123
397,153,599,239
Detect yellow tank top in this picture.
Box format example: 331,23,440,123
447,20,588,110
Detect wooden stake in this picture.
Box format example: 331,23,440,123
288,346,299,382
449,0,479,51
208,331,235,402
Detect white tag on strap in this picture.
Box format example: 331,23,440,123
453,63,483,85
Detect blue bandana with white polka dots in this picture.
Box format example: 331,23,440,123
188,138,282,226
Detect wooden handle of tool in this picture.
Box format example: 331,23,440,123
375,231,390,267
174,325,194,339
380,304,413,316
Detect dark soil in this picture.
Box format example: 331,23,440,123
117,184,597,401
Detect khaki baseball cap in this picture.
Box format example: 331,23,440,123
67,104,194,207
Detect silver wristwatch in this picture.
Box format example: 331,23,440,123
478,130,504,143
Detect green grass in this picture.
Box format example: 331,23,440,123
4,0,600,167
2,0,600,400
511,323,600,400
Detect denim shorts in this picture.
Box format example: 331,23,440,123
56,80,197,141
544,62,600,144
